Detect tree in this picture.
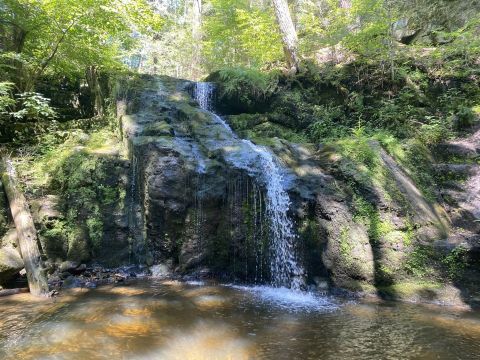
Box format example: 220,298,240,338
0,0,162,92
202,0,283,71
271,0,300,72
192,0,202,78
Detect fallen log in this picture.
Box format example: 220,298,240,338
0,287,29,297
0,155,49,297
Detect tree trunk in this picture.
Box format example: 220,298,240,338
0,156,49,297
0,288,29,297
272,0,300,73
192,0,202,79
86,66,104,117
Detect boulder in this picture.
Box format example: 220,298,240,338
0,247,24,285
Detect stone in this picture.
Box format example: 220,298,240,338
59,261,80,273
150,263,171,278
62,276,84,289
0,247,24,285
31,195,60,223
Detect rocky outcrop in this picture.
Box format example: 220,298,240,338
119,77,269,280
111,75,480,305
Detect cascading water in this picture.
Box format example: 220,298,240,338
193,82,305,289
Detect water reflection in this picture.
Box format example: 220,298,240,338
0,280,479,359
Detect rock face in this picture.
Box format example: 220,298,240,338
120,77,270,280
0,74,476,303
114,76,480,305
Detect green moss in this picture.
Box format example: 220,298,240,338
339,227,353,262
404,245,437,278
0,182,8,239
142,121,173,137
352,195,395,244
336,130,379,171
66,228,90,262
378,280,443,299
14,124,127,264
441,246,469,280
86,216,103,252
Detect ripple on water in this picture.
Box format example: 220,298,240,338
228,285,339,312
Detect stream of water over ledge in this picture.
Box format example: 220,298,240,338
193,82,304,289
1,280,480,359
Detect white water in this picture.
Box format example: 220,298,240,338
229,284,338,313
193,82,305,289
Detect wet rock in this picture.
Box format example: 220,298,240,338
150,263,171,278
85,281,97,289
59,261,80,273
0,247,24,285
62,276,84,289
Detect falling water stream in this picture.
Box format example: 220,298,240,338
193,82,305,289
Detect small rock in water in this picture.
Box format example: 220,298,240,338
62,276,84,289
59,272,71,280
76,264,87,272
59,261,79,273
48,289,59,297
85,281,97,289
114,273,126,282
150,264,171,279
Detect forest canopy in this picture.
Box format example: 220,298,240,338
0,0,479,143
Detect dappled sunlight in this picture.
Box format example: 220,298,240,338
411,312,480,337
193,295,228,310
344,303,378,320
1,280,480,359
104,315,153,337
99,285,149,296
138,321,254,360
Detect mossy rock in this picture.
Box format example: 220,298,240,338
142,121,174,137
377,281,444,301
66,231,91,263
0,182,9,239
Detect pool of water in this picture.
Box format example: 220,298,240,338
1,279,480,359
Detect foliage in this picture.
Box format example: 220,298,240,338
11,92,57,121
0,0,162,88
442,246,468,280
203,0,283,71
217,67,279,99
0,82,16,114
404,245,436,278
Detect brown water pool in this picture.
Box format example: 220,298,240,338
1,279,479,359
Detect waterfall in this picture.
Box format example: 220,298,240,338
193,82,305,289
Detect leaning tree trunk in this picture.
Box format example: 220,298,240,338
272,0,300,73
0,156,49,297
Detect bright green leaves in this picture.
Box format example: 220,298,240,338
202,0,283,71
0,0,163,88
0,82,56,122
0,82,16,115
11,92,56,121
